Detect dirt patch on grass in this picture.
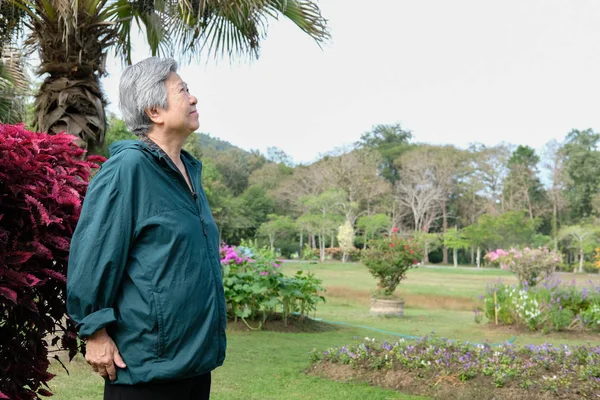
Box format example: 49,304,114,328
308,362,576,400
227,314,338,333
483,322,600,342
325,286,479,311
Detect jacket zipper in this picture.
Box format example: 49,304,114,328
162,158,208,236
163,157,225,358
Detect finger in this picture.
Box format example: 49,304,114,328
90,364,99,373
113,350,127,368
106,362,117,381
98,366,108,379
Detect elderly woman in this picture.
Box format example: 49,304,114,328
67,57,226,400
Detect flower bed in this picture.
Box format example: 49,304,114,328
308,336,600,399
221,244,325,330
482,277,600,332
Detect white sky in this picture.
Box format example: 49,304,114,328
99,0,600,164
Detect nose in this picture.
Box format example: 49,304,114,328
190,94,198,106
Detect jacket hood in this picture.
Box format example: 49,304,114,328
107,139,201,170
108,140,151,158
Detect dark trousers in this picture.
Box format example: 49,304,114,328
104,372,211,400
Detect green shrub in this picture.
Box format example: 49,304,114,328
583,261,599,274
221,244,325,329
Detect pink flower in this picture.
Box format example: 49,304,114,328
392,227,399,233
260,271,268,276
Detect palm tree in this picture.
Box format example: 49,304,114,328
0,47,29,124
4,0,329,150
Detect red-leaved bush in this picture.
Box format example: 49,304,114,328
0,124,105,399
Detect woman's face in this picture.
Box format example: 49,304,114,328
157,72,200,135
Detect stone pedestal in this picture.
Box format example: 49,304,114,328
370,297,405,317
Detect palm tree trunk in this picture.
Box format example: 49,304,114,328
579,248,584,273
32,5,113,151
476,247,481,268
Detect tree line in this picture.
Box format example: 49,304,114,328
101,118,600,271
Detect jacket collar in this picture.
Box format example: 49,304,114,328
138,135,168,161
138,135,200,172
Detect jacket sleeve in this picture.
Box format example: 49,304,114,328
66,160,135,338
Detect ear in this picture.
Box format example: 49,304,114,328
145,107,163,124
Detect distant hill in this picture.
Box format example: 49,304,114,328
195,132,245,153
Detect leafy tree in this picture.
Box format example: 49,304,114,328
559,224,599,273
541,140,568,250
356,214,391,248
323,148,391,225
239,185,275,233
454,151,488,229
301,189,345,262
413,231,442,265
265,146,294,167
394,149,444,231
490,211,540,249
401,145,469,263
214,149,265,196
562,129,600,221
296,213,320,252
464,211,539,267
249,163,294,191
443,227,470,267
257,214,296,251
462,219,495,268
358,123,412,184
469,143,511,214
5,0,329,149
502,145,546,220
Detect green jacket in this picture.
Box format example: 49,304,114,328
67,139,226,385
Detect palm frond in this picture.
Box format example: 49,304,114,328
158,0,329,63
268,0,329,45
0,47,30,124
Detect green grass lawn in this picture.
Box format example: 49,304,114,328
48,263,600,399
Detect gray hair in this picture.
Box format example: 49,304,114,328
119,57,178,136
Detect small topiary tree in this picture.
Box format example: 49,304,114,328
337,221,355,263
0,124,104,399
361,229,421,298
